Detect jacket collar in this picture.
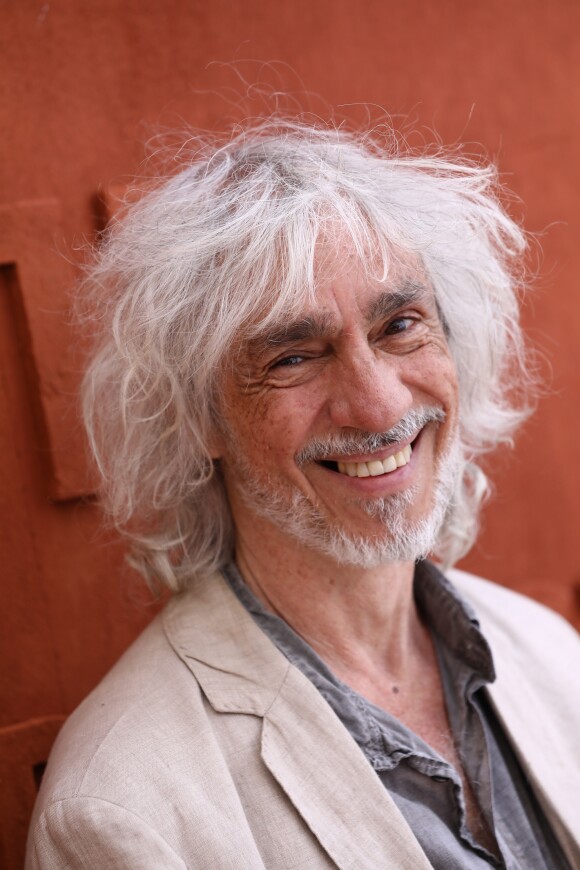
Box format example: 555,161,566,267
162,571,432,870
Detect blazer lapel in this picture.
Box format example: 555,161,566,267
262,663,432,869
163,572,432,870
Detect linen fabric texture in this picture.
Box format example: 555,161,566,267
26,570,580,870
224,561,568,869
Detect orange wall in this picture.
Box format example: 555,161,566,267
1,1,579,864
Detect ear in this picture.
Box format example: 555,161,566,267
206,425,226,461
208,444,223,461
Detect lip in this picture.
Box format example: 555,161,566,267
317,451,415,497
316,426,425,466
321,436,416,466
310,430,422,494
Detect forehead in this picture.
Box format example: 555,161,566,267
231,233,437,364
244,245,434,357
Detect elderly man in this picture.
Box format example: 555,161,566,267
27,121,579,869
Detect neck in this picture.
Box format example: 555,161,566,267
234,521,431,686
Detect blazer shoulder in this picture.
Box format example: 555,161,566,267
447,567,575,623
35,611,209,806
446,567,579,669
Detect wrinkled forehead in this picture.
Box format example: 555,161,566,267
247,234,432,342
246,243,435,349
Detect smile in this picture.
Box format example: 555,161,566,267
337,444,412,478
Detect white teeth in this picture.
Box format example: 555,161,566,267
337,443,413,479
382,455,397,473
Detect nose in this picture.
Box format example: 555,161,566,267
326,348,414,434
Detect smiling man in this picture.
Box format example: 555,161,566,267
27,121,579,869
217,259,460,571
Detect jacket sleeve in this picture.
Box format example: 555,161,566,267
27,797,187,870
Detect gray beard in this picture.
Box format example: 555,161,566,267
229,410,462,568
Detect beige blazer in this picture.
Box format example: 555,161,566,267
26,569,580,869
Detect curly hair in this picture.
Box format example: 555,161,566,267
81,119,533,591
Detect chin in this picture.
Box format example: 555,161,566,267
289,490,444,568
290,440,461,568
235,434,462,569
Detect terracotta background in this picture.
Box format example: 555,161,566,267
1,1,579,865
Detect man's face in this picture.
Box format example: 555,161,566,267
213,242,460,567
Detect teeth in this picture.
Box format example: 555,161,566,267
367,460,385,477
382,454,397,473
337,443,413,479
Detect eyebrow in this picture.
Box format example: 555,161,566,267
249,313,336,353
366,280,430,322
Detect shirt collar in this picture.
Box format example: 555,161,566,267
225,559,495,683
414,560,495,681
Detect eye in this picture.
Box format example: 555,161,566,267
385,316,414,335
271,354,305,368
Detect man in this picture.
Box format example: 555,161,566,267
27,120,579,868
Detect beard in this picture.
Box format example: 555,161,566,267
225,406,462,568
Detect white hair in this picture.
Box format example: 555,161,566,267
81,119,533,591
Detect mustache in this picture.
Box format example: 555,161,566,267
295,406,446,465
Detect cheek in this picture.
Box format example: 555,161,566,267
224,391,313,471
404,345,458,404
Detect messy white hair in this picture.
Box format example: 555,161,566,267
82,119,533,591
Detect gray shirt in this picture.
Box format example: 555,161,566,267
224,561,568,869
